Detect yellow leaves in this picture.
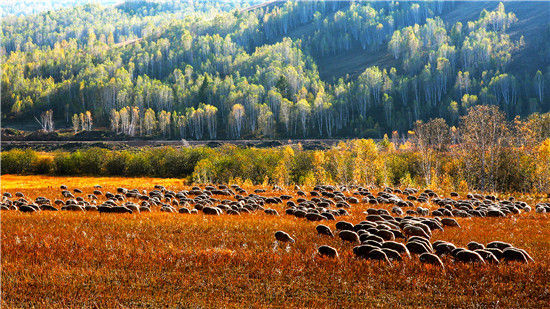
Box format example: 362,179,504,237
193,158,214,184
537,139,550,159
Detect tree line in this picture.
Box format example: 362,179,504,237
3,105,550,194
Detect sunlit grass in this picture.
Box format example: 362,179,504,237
1,175,549,307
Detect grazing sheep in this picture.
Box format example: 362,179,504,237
62,204,85,211
353,245,378,258
264,208,279,215
227,209,240,215
366,249,391,264
19,205,37,212
408,236,433,251
363,240,382,248
403,225,430,239
316,225,334,237
467,241,484,251
455,250,485,264
440,218,460,228
406,241,431,255
321,212,335,220
374,229,395,241
275,231,294,243
39,205,58,211
335,221,354,231
419,253,445,268
317,245,338,258
161,206,176,213
382,241,410,257
338,230,360,243
474,249,499,264
382,248,402,261
202,206,221,215
434,242,456,256
486,241,512,250
502,248,530,263
305,213,325,221
361,234,384,244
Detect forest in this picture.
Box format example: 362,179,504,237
2,1,549,139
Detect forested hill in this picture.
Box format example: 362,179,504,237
2,1,549,139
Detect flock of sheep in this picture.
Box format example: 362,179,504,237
2,182,548,268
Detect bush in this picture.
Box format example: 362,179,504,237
53,151,82,175
125,153,152,176
80,148,108,175
1,149,38,174
32,156,54,174
104,151,130,176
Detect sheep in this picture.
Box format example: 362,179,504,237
419,253,445,268
382,248,402,261
316,224,334,237
62,204,85,211
455,250,485,264
486,241,512,251
374,229,395,241
178,207,191,214
39,205,58,211
305,213,325,221
502,248,530,263
274,231,294,243
440,218,460,228
335,221,354,231
403,225,430,239
382,241,410,257
363,240,382,248
353,245,378,258
406,241,431,255
366,249,391,264
467,241,484,251
202,206,221,215
317,245,338,258
474,249,499,264
19,205,37,212
339,230,360,243
434,242,456,256
408,236,433,251
264,208,279,215
361,234,384,244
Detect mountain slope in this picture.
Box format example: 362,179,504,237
253,1,550,81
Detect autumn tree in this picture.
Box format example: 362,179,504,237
460,105,509,191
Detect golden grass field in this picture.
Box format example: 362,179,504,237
1,175,549,308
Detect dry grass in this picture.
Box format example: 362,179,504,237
1,175,549,308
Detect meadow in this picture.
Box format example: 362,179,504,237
1,175,549,308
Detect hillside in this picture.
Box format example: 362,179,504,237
1,0,549,139
255,1,550,81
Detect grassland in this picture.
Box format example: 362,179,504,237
1,175,549,308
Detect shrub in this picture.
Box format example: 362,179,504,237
104,151,130,176
1,148,38,174
32,156,54,174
